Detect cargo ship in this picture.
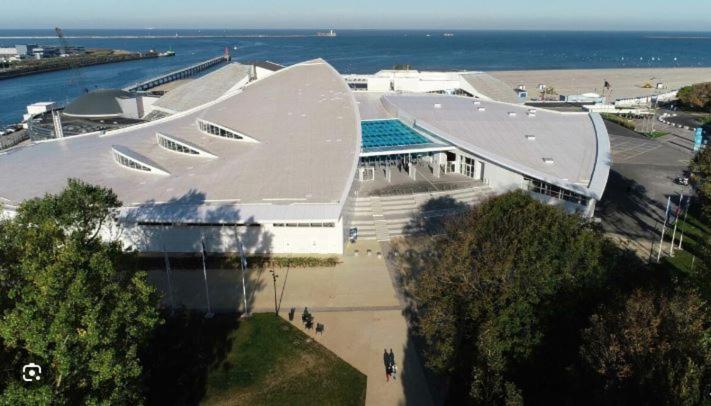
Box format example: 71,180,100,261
316,29,337,37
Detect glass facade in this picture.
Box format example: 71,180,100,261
197,119,244,140
524,177,587,205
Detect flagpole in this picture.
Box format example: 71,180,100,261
677,196,690,249
669,194,683,257
237,237,249,317
201,236,214,318
657,196,671,263
163,245,175,315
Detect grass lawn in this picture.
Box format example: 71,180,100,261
644,130,670,139
663,204,711,274
143,313,366,405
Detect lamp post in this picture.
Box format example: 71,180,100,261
269,268,279,315
237,238,249,317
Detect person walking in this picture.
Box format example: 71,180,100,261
383,349,391,382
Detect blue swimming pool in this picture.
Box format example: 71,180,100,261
361,119,431,150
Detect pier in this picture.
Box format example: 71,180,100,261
125,55,229,92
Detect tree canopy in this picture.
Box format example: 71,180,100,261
677,82,711,112
580,288,709,404
0,179,161,404
412,191,709,404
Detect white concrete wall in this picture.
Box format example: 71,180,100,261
483,160,525,191
255,66,277,80
456,149,524,192
117,220,345,255
116,97,140,119
139,95,161,117
367,77,391,92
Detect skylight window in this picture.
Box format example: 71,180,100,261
156,133,216,158
197,119,258,142
112,146,169,175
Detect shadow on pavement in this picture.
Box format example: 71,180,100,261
597,170,667,257
383,196,480,405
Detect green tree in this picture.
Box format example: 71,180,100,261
677,82,711,112
580,288,710,405
0,179,161,404
691,146,711,220
413,191,628,404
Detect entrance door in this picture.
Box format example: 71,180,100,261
359,167,375,182
461,157,476,178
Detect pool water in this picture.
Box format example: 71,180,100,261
361,119,431,149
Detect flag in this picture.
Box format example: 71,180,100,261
663,196,672,225
667,194,684,225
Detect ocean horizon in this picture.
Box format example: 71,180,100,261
2,29,711,126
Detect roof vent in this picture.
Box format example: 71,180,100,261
542,157,555,164
525,135,536,141
508,112,517,117
477,107,486,112
434,103,442,109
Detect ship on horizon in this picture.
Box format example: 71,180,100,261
317,29,337,37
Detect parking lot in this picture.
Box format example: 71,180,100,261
597,121,693,259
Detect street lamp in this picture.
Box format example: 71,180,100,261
269,268,279,315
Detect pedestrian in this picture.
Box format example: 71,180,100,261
386,363,393,382
392,363,398,381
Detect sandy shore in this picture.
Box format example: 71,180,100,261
488,67,711,101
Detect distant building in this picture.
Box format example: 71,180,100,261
0,47,19,61
63,89,144,120
245,60,285,81
343,69,522,104
559,93,606,104
14,44,39,58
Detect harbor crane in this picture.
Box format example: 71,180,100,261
54,27,89,93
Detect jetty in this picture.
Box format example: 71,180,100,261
124,55,230,92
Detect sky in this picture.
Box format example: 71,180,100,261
3,0,711,31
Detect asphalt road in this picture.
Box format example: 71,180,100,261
596,120,693,259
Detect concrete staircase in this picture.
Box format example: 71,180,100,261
350,185,495,241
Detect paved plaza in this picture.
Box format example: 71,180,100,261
146,240,435,406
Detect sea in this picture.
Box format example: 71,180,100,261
1,29,711,127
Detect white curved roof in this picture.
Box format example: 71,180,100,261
152,63,251,114
381,94,610,199
0,59,361,222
